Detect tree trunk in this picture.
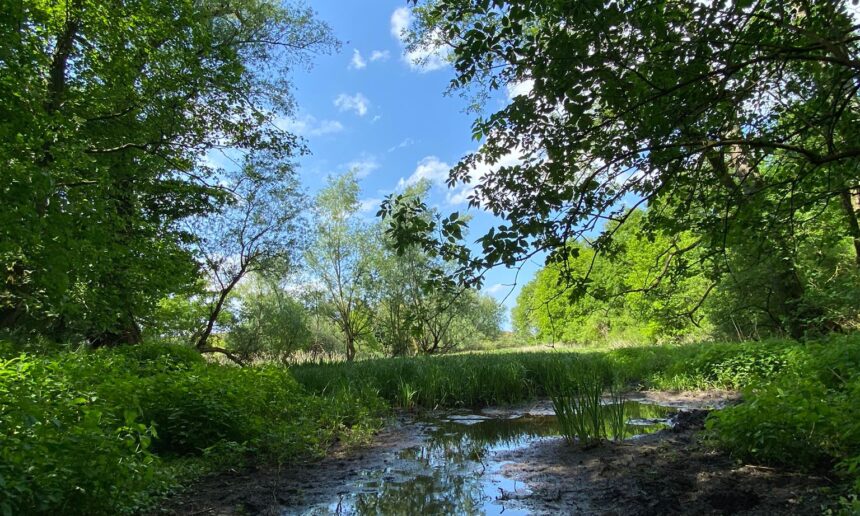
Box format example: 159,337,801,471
345,333,356,362
46,4,81,114
840,187,860,266
195,271,244,350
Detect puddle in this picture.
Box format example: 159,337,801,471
285,402,675,515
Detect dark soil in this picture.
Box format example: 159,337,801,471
497,409,832,515
160,414,433,516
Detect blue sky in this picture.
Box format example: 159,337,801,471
259,1,542,326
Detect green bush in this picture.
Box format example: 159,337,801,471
0,343,386,515
0,353,167,515
706,335,860,488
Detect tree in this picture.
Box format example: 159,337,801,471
305,172,374,361
191,153,307,361
379,182,503,354
513,210,711,345
443,289,504,349
227,273,311,364
372,240,419,356
0,0,336,344
390,0,860,337
375,241,504,354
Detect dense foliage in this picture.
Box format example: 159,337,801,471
3,0,860,513
0,0,336,344
512,209,711,344
513,207,860,344
384,0,860,339
0,343,385,515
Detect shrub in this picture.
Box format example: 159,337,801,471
0,343,386,515
706,335,860,488
0,353,169,515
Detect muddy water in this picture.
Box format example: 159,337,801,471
286,402,675,515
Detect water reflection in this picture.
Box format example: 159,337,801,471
288,402,674,515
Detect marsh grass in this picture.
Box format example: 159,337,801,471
291,337,848,409
396,380,418,410
550,367,606,447
605,381,627,441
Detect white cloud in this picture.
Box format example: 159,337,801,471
506,79,535,100
358,197,383,214
398,149,526,207
370,50,391,62
349,49,367,70
483,283,508,296
390,7,410,39
390,7,449,73
387,138,414,153
334,93,370,117
446,148,526,206
350,49,389,70
344,154,380,179
446,188,473,205
371,115,382,123
397,156,451,189
276,114,344,137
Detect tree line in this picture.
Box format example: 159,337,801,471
155,173,503,363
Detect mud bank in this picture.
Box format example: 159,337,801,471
163,392,832,515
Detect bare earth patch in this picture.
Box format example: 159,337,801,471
496,410,831,515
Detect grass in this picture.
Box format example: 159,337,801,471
290,337,838,407
550,366,605,447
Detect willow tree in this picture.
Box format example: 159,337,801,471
191,153,307,359
0,0,336,344
305,172,375,362
386,0,860,337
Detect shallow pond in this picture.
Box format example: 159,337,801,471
287,402,676,515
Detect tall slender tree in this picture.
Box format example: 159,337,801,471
305,172,374,361
192,153,307,361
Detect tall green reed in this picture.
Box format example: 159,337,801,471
550,366,606,447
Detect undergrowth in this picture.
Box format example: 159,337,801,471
0,343,386,515
4,334,859,514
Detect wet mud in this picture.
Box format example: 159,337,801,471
163,392,832,515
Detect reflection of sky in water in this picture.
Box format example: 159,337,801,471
288,402,674,515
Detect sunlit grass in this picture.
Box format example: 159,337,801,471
290,337,825,409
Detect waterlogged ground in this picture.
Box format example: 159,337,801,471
296,402,674,515
167,392,831,515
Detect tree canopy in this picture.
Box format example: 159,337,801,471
385,0,860,336
0,0,336,343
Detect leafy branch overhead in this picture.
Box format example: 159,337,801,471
394,0,860,335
